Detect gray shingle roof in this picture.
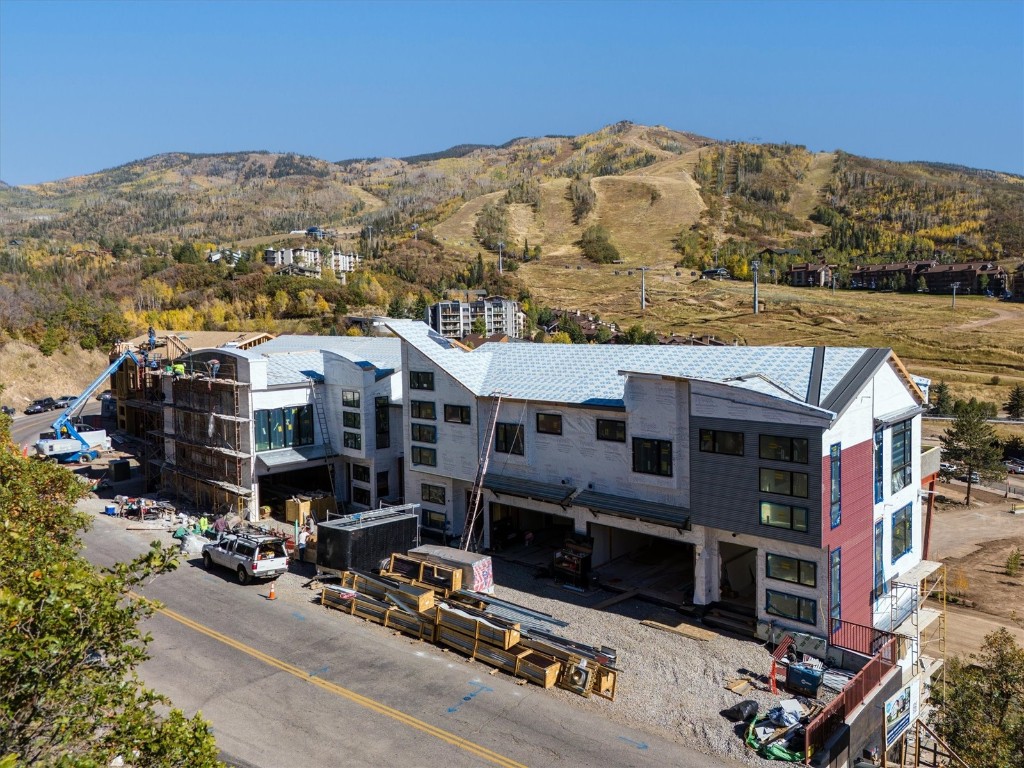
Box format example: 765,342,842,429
386,320,894,414
257,335,402,386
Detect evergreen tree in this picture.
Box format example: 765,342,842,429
931,381,953,416
940,401,1003,504
1006,384,1024,420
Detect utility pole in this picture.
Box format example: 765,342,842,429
498,241,505,274
366,225,374,258
639,266,650,311
751,259,761,315
951,281,960,309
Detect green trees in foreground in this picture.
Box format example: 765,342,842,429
933,628,1024,768
0,416,221,767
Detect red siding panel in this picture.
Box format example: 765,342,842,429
822,439,874,628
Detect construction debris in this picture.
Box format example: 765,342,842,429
319,562,619,700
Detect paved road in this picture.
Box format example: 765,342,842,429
82,517,739,768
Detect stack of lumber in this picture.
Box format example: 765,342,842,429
381,554,463,595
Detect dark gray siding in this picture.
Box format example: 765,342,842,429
690,416,823,548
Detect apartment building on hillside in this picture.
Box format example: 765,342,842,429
425,296,524,340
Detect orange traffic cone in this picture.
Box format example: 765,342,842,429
267,581,277,600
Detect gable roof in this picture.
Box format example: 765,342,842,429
386,320,918,417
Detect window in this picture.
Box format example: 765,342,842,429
422,508,446,530
254,405,314,451
873,519,887,600
343,411,361,429
352,486,370,506
596,419,626,442
352,464,370,482
412,446,436,466
444,404,471,424
760,502,809,532
700,429,744,456
422,484,446,505
891,420,912,494
342,390,360,408
632,438,672,476
830,443,842,528
375,396,390,449
766,589,817,626
495,423,524,455
410,371,434,390
766,553,817,587
760,468,809,498
376,471,389,498
410,400,436,420
873,429,884,503
830,549,842,632
411,423,437,443
892,503,912,561
759,435,809,464
343,431,361,449
536,413,562,435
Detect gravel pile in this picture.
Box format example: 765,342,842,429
87,503,781,765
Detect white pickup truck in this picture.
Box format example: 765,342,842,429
202,533,288,584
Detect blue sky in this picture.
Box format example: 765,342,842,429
1,0,1021,185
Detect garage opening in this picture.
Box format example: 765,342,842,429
718,541,757,611
588,523,695,606
258,464,335,519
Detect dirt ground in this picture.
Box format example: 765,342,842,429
927,480,1024,657
0,341,108,411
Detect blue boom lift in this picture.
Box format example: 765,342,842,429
35,349,139,463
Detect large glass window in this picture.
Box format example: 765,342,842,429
536,413,562,435
759,468,809,498
422,484,446,505
375,396,390,449
766,589,817,626
830,549,842,633
343,431,361,449
495,423,524,455
873,519,887,600
444,404,471,424
700,429,744,456
830,443,842,528
766,553,817,587
891,419,913,494
874,429,884,503
411,423,437,443
410,371,434,390
892,503,912,561
759,435,809,463
343,411,361,429
254,405,314,452
596,419,626,442
342,390,360,408
412,446,436,466
632,438,672,476
410,400,436,420
760,502,809,532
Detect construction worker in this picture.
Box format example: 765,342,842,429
297,526,310,565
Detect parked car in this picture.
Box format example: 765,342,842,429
1005,460,1024,475
1,405,15,416
959,472,981,484
201,533,288,584
24,397,57,414
53,395,77,409
95,389,113,401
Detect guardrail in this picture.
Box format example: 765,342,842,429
803,623,899,764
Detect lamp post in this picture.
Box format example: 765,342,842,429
951,281,960,309
498,241,505,274
751,259,761,315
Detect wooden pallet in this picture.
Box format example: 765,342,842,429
436,606,520,650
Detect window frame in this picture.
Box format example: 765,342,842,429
422,508,446,530
632,437,673,477
766,553,817,587
352,464,370,482
343,411,361,429
254,405,314,452
765,589,817,626
352,486,371,506
536,413,563,435
375,396,390,449
495,422,524,455
759,501,809,532
421,483,446,505
892,503,913,562
830,443,842,528
759,468,809,498
443,404,471,424
596,418,626,442
891,419,913,494
700,429,745,456
411,422,437,444
411,446,437,466
410,400,436,420
873,429,884,503
376,470,389,499
830,548,842,633
873,518,887,600
409,371,435,391
758,434,809,464
341,390,360,408
343,431,362,450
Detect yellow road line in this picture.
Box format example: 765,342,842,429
137,595,528,768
